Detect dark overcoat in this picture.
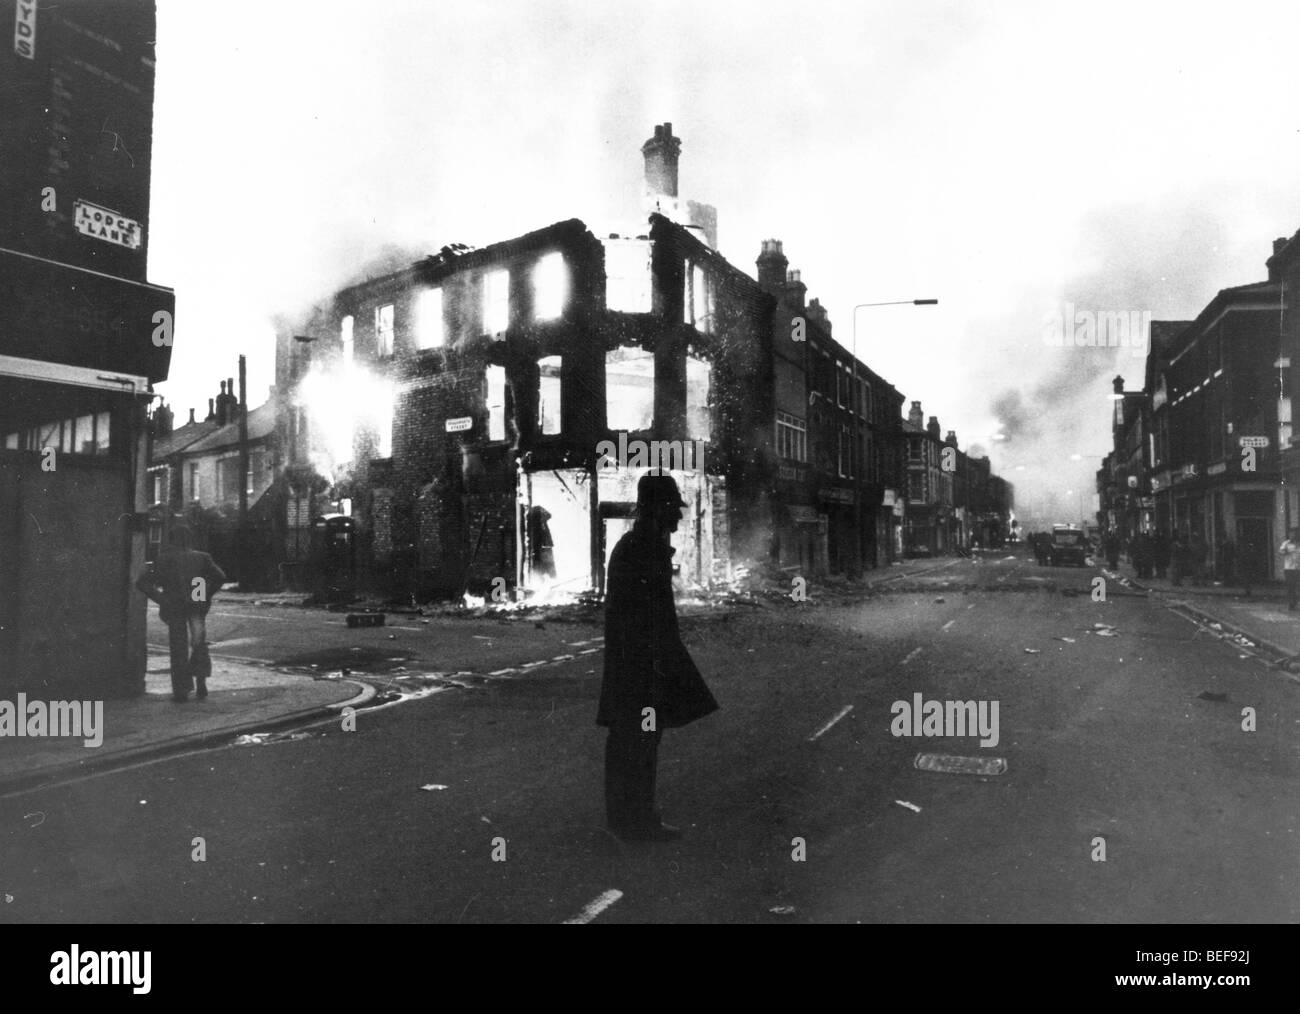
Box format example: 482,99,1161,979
596,525,718,730
136,547,227,625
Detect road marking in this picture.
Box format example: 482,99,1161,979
808,704,854,741
563,889,623,924
901,647,923,665
578,647,602,655
940,620,955,632
488,668,519,677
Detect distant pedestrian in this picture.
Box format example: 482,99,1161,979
1170,534,1189,586
597,473,718,841
135,525,227,701
1151,532,1170,580
1280,529,1300,611
1104,531,1120,570
1132,532,1153,579
527,505,556,580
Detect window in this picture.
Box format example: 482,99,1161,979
533,253,567,321
7,413,109,455
686,356,711,442
606,346,655,432
486,365,507,441
375,304,394,357
483,269,510,335
341,315,354,363
538,356,562,435
603,239,652,313
836,362,846,407
415,289,443,350
218,456,241,501
775,412,807,462
150,470,166,505
188,462,200,502
839,425,853,478
692,264,709,331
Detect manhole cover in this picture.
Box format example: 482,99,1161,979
914,753,1007,776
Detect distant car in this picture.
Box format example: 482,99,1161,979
1048,526,1088,567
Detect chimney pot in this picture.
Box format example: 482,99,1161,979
188,408,196,425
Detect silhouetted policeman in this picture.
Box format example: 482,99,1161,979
597,473,718,840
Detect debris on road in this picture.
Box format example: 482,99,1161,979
420,784,449,791
933,597,945,604
895,800,922,813
1054,636,1076,643
915,753,1008,776
769,905,796,915
1196,691,1229,702
1024,648,1041,654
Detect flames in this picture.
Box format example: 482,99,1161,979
296,362,394,481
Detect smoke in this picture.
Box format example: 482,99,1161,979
977,197,1246,528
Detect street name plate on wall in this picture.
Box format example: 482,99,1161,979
74,200,142,249
445,417,473,433
1238,436,1268,447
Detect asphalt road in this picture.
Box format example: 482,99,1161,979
2,549,1296,923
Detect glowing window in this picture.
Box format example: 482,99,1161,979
375,304,394,357
686,356,711,442
74,414,94,454
606,346,654,432
533,253,567,321
603,239,652,313
692,264,710,332
416,288,444,349
341,315,354,363
486,365,507,441
538,356,562,435
484,270,510,335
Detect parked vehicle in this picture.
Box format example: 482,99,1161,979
1048,524,1088,567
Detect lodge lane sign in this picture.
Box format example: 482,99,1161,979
0,247,174,383
74,201,142,250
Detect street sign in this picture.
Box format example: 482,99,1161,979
445,417,473,433
1239,436,1268,447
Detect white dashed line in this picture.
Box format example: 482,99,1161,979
808,705,854,742
901,648,923,665
563,889,624,924
941,620,955,632
488,668,519,677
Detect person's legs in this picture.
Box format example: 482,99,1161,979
1288,571,1299,611
188,613,210,697
167,620,192,700
605,725,664,832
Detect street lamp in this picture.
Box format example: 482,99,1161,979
850,298,938,577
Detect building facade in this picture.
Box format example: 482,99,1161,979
0,1,173,696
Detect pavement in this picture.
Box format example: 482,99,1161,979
0,651,371,794
1103,560,1300,660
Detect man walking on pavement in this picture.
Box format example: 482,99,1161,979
597,472,719,841
135,523,227,701
1279,528,1300,611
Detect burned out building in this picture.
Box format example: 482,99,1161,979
277,123,1005,598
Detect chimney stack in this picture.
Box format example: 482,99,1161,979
806,297,832,335
783,269,807,312
927,416,942,441
642,122,681,203
206,398,216,422
188,408,197,425
1112,375,1125,396
908,401,924,429
756,239,788,291
945,430,958,447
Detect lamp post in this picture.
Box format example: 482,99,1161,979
850,299,938,577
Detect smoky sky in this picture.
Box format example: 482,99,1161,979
146,0,1300,523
